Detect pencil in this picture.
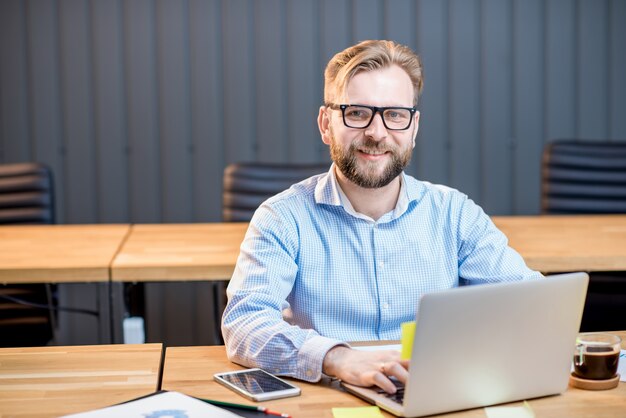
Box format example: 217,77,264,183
197,397,292,418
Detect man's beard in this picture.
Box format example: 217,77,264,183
329,133,413,189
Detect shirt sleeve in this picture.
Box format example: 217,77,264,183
455,195,543,283
221,203,347,382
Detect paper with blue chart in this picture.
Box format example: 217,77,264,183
61,391,243,418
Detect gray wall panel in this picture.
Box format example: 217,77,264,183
1,0,625,221
189,0,224,221
92,0,129,222
546,0,576,141
0,0,31,161
58,0,97,223
156,0,193,222
222,0,255,163
481,0,513,215
577,0,609,139
448,0,480,200
320,0,351,68
26,0,65,222
254,0,288,162
353,0,383,42
512,0,544,214
609,0,626,140
383,0,415,47
124,0,161,223
286,0,324,162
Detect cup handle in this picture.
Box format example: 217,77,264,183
574,343,584,367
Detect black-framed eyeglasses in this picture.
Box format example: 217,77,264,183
326,103,417,131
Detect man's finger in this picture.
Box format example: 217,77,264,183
383,361,409,384
372,371,397,394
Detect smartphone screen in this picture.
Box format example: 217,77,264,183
214,368,301,401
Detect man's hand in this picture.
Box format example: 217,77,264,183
322,346,409,394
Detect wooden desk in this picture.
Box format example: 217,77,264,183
0,225,131,344
0,224,130,284
0,343,163,418
108,216,626,282
2,217,624,346
162,332,626,418
493,215,626,273
111,223,248,282
2,216,624,284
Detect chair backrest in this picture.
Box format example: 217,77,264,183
0,162,54,224
0,162,56,347
541,140,626,214
222,162,330,222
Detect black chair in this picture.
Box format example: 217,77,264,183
541,139,626,331
0,162,56,347
0,162,54,224
541,140,626,214
212,162,330,339
222,162,330,222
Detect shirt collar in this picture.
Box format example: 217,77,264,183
314,164,420,221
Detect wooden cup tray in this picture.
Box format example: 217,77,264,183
569,373,620,390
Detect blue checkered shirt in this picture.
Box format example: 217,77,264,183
222,166,542,382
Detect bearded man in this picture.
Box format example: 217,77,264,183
222,40,541,394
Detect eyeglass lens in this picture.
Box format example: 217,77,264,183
343,105,413,130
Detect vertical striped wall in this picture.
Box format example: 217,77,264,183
1,0,625,223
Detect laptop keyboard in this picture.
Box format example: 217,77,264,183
375,378,405,403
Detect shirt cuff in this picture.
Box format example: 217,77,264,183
296,335,348,382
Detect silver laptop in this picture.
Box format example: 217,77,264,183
342,272,589,417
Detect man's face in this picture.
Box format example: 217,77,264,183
319,65,419,189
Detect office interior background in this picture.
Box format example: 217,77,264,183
1,0,625,346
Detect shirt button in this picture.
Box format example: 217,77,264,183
383,303,389,309
275,368,281,374
306,370,313,377
379,261,385,268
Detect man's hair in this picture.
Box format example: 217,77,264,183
324,40,424,106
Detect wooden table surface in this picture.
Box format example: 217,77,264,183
0,225,130,284
2,215,625,285
493,215,626,273
107,216,626,283
162,331,626,418
111,223,248,281
0,343,163,418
